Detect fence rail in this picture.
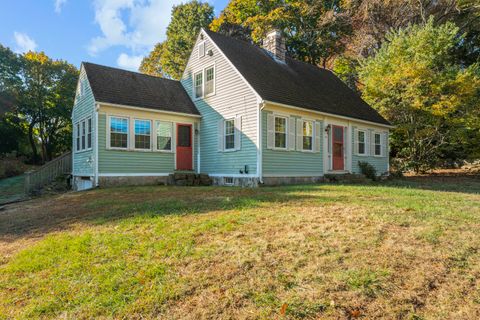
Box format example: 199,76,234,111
24,152,72,194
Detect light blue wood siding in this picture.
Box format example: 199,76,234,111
181,31,259,175
72,67,95,177
262,111,324,176
97,114,199,174
351,126,389,175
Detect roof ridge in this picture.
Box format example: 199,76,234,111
82,61,180,83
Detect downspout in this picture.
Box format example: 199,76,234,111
197,122,201,174
95,104,99,187
257,101,265,184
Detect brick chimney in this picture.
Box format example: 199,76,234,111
262,29,286,62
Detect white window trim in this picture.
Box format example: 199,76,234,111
74,116,93,154
274,115,288,150
204,64,216,97
301,119,314,152
192,64,216,100
108,115,130,150
133,118,152,152
155,120,174,153
356,129,367,156
193,70,204,100
198,40,205,58
224,118,236,152
373,132,383,157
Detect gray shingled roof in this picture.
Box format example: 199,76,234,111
82,62,200,116
204,29,390,126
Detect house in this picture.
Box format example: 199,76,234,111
71,29,391,190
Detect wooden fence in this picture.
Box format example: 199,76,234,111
24,152,72,194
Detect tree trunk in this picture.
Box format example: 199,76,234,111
28,123,39,164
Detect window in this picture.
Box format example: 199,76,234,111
357,130,366,155
224,177,234,185
134,119,151,150
81,121,86,150
87,118,92,149
194,71,203,98
205,66,214,96
198,41,205,58
274,116,287,149
110,117,128,149
374,133,382,156
225,119,235,150
76,123,80,151
156,121,172,151
302,120,313,150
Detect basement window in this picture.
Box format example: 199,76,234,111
224,177,234,185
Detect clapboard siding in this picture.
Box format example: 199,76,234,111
97,113,199,174
262,111,324,176
181,31,258,175
72,67,95,176
351,127,389,175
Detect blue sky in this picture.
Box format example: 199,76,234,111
0,0,229,71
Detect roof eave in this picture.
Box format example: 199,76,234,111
262,100,394,129
95,101,202,118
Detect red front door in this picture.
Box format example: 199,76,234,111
332,125,344,170
176,124,192,170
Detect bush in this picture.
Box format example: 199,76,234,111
0,155,30,179
358,161,377,181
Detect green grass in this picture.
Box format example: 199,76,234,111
0,178,479,319
0,174,25,204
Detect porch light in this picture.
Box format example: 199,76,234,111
325,124,331,132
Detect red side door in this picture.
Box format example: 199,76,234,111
332,125,344,171
176,124,192,171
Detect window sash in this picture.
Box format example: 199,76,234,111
205,67,214,95
87,118,92,149
194,71,203,98
81,121,86,150
224,119,235,150
302,121,313,150
357,130,366,155
110,117,129,149
374,133,381,156
134,119,151,150
156,121,172,151
274,117,287,149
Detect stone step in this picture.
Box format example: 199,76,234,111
324,173,370,183
169,172,212,186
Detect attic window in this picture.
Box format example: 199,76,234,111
198,41,205,58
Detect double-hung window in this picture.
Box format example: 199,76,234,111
110,117,129,149
302,120,313,151
194,71,203,99
81,121,86,150
374,133,382,156
274,116,287,149
87,118,92,149
205,66,214,96
134,119,151,150
198,41,205,58
357,130,366,155
156,121,172,151
224,119,235,150
76,123,81,151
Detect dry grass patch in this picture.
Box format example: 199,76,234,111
0,176,479,319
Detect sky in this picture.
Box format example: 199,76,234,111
0,0,229,71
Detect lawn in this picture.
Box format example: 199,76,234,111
0,176,479,319
0,175,25,205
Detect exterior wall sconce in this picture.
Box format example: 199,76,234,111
207,50,213,56
325,124,331,132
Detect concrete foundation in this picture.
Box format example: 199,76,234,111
98,175,169,187
212,176,260,187
261,176,324,186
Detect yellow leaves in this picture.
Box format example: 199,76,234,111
23,51,50,65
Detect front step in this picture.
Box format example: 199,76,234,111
169,172,213,186
324,173,370,183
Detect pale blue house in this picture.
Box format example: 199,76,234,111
71,29,391,189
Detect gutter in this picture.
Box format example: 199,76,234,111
261,100,394,129
95,104,99,187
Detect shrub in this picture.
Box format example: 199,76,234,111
358,161,377,180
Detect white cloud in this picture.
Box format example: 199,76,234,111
88,0,183,56
13,32,37,53
54,0,67,13
117,53,143,70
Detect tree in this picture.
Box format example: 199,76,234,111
359,18,480,172
140,1,214,79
